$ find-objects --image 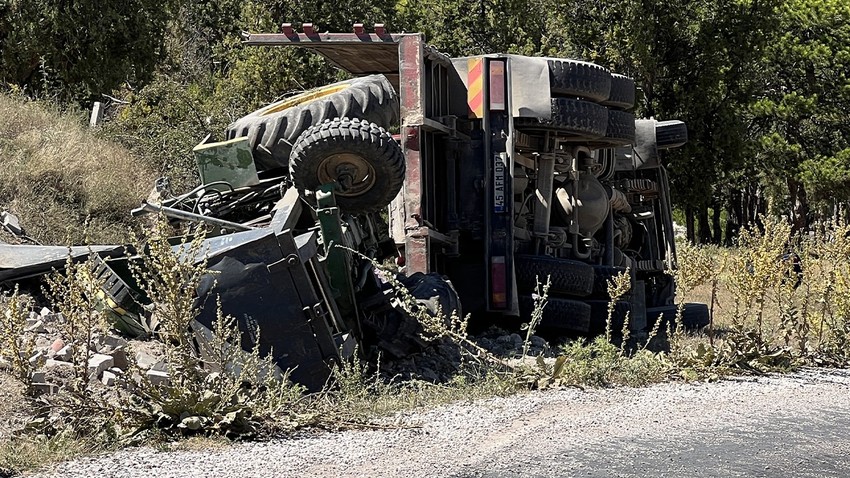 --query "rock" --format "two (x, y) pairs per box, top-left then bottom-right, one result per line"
(87, 353), (114, 379)
(24, 319), (47, 334)
(101, 370), (116, 386)
(31, 371), (45, 382)
(509, 333), (523, 349)
(135, 351), (158, 370)
(31, 383), (58, 396)
(1, 211), (22, 236)
(110, 349), (129, 371)
(55, 344), (74, 361)
(43, 359), (74, 370)
(146, 369), (169, 386)
(95, 335), (128, 354)
(49, 338), (65, 354)
(530, 335), (548, 348)
(151, 359), (168, 372)
(28, 351), (44, 367)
